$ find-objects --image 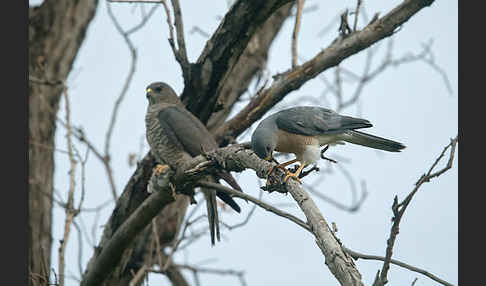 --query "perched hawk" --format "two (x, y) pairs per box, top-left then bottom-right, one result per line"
(145, 82), (242, 245)
(251, 106), (405, 183)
